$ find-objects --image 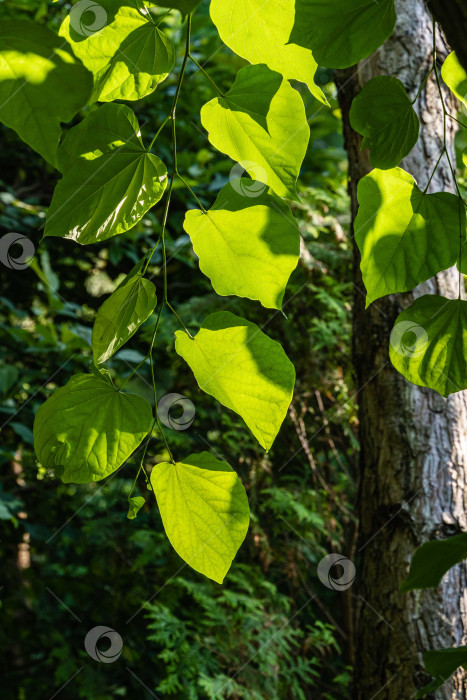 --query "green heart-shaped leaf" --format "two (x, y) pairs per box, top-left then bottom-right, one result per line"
(151, 451), (249, 583)
(401, 533), (467, 592)
(289, 0), (396, 69)
(350, 76), (419, 169)
(45, 104), (167, 244)
(92, 274), (157, 364)
(201, 64), (309, 200)
(389, 295), (467, 397)
(210, 0), (326, 104)
(0, 21), (92, 166)
(175, 311), (295, 449)
(59, 0), (175, 103)
(183, 180), (300, 309)
(355, 168), (464, 305)
(33, 374), (153, 483)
